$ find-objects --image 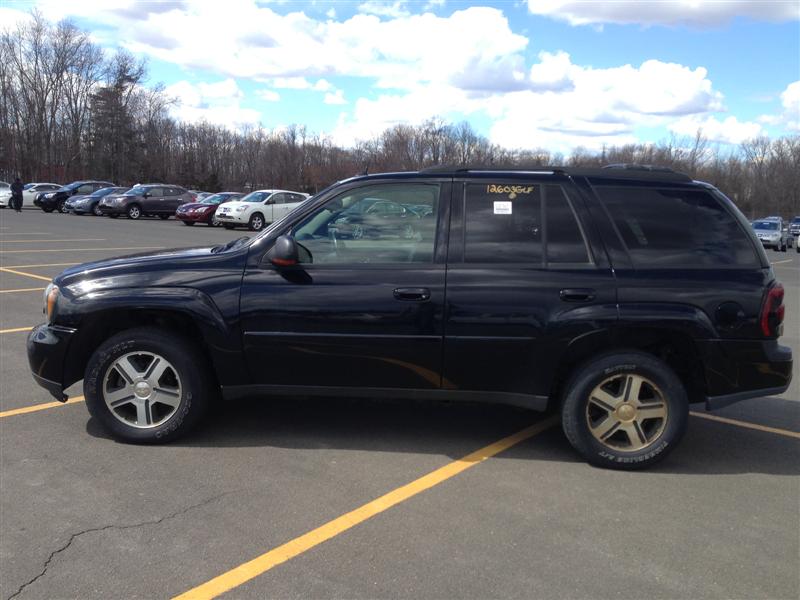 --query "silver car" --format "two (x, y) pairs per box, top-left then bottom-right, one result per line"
(752, 219), (787, 252)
